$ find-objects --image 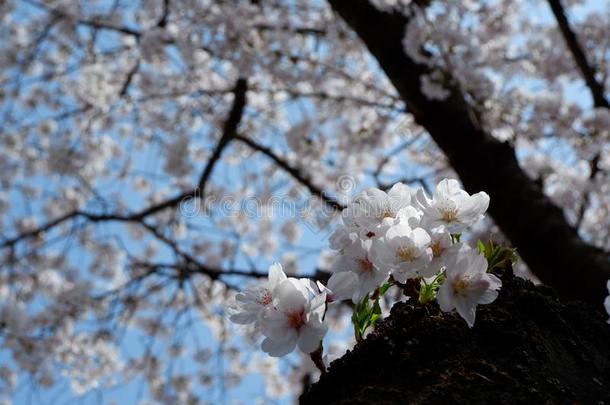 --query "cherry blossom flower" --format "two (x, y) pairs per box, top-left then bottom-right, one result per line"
(317, 271), (358, 303)
(370, 221), (434, 282)
(416, 179), (489, 233)
(350, 183), (414, 237)
(328, 226), (358, 251)
(422, 228), (453, 275)
(331, 238), (389, 302)
(259, 279), (327, 357)
(437, 245), (502, 327)
(228, 263), (287, 325)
